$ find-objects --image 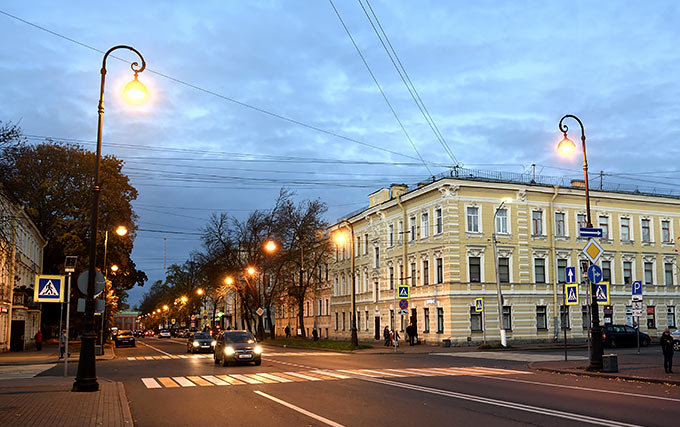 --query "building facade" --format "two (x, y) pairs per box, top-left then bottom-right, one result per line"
(114, 310), (141, 331)
(275, 277), (332, 340)
(327, 177), (679, 346)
